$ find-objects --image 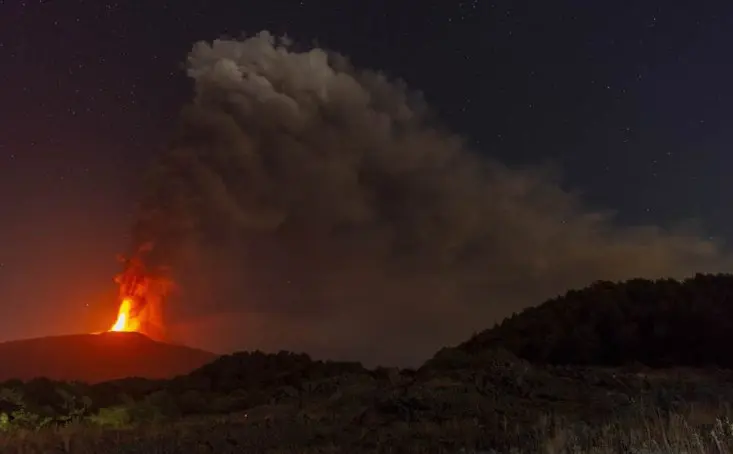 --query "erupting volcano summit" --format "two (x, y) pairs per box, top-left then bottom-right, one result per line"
(0, 246), (217, 384)
(107, 245), (173, 340)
